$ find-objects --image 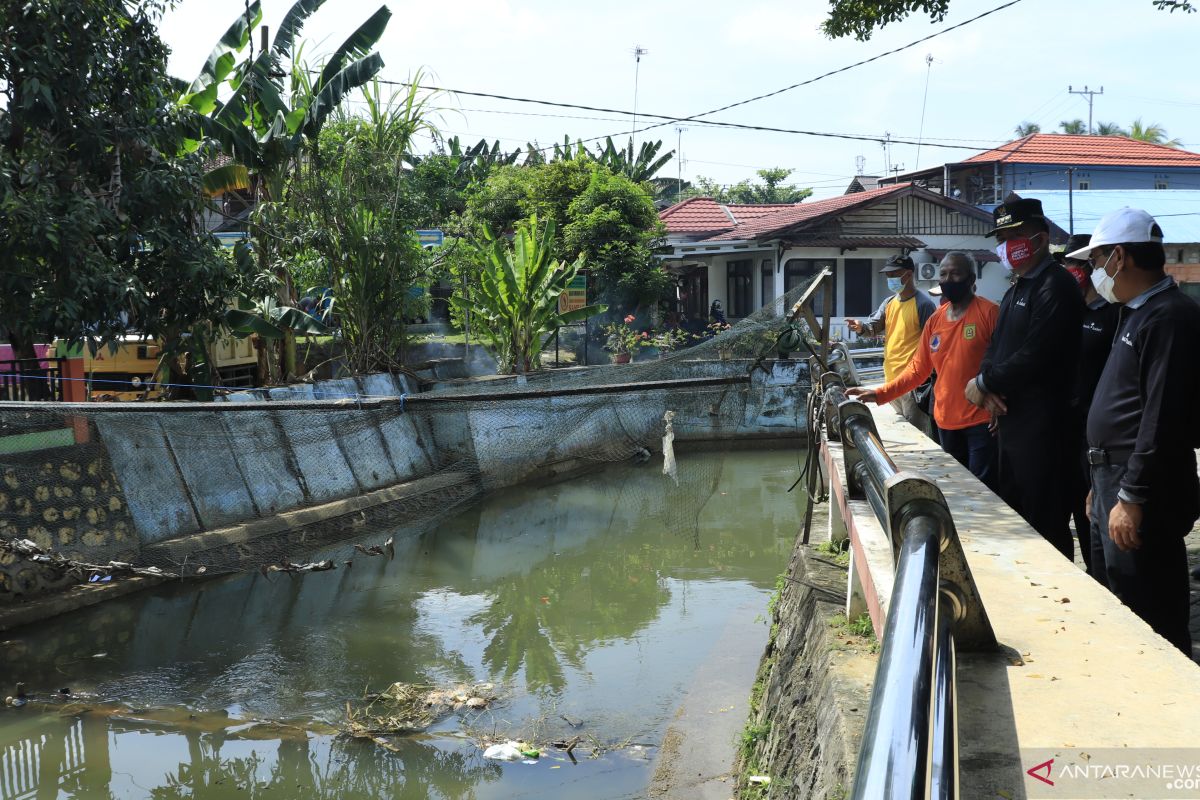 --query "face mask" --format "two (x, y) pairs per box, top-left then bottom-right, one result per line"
(939, 280), (972, 304)
(995, 234), (1042, 272)
(886, 276), (904, 293)
(1091, 251), (1119, 303)
(1065, 265), (1089, 291)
